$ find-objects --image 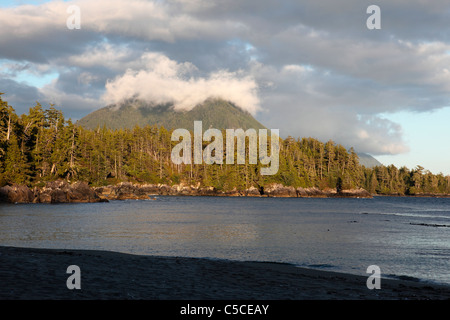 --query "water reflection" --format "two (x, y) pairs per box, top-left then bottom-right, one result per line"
(0, 196), (449, 285)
